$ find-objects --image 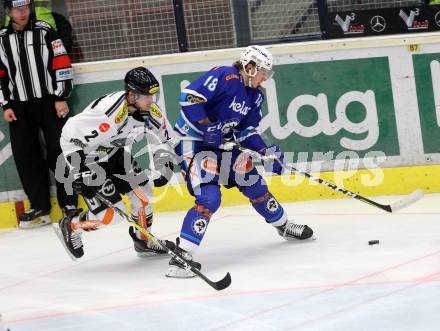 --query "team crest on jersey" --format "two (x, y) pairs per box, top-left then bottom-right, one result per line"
(233, 153), (254, 174)
(115, 105), (128, 124)
(149, 104), (162, 118)
(266, 197), (279, 213)
(192, 217), (207, 236)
